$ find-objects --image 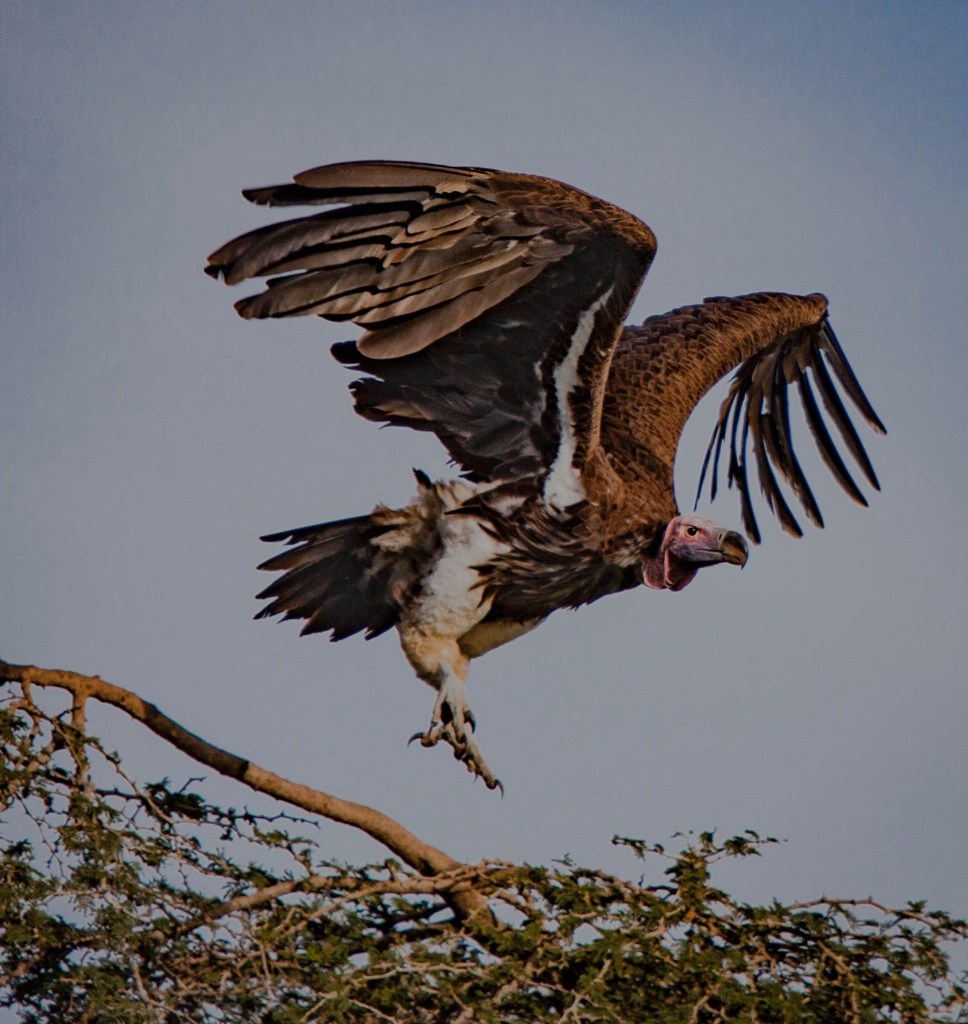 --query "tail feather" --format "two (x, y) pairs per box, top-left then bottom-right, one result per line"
(256, 514), (402, 641)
